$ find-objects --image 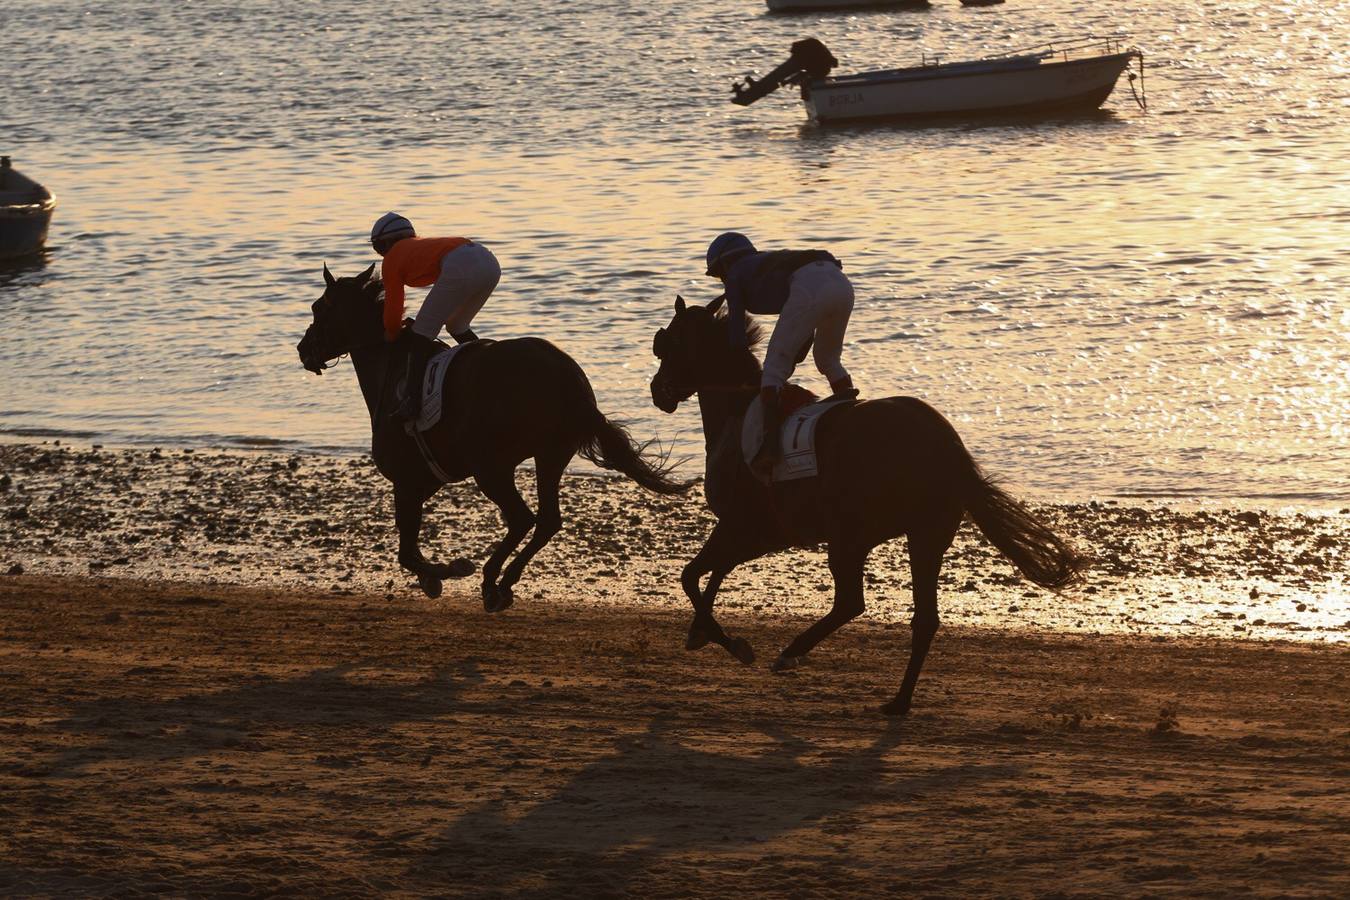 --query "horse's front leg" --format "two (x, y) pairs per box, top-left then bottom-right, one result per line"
(681, 522), (757, 664)
(395, 482), (442, 598)
(682, 568), (726, 650)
